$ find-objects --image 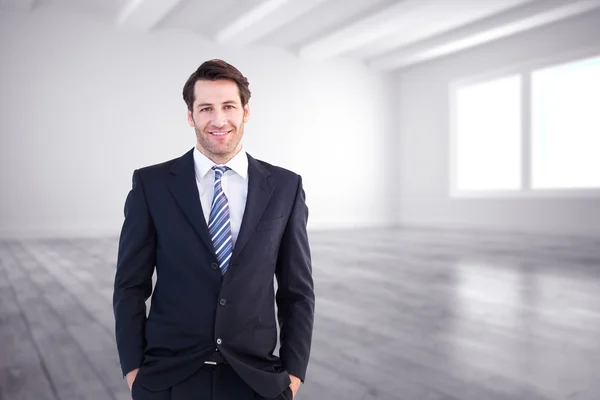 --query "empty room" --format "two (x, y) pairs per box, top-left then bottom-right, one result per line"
(1, 1), (599, 400)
